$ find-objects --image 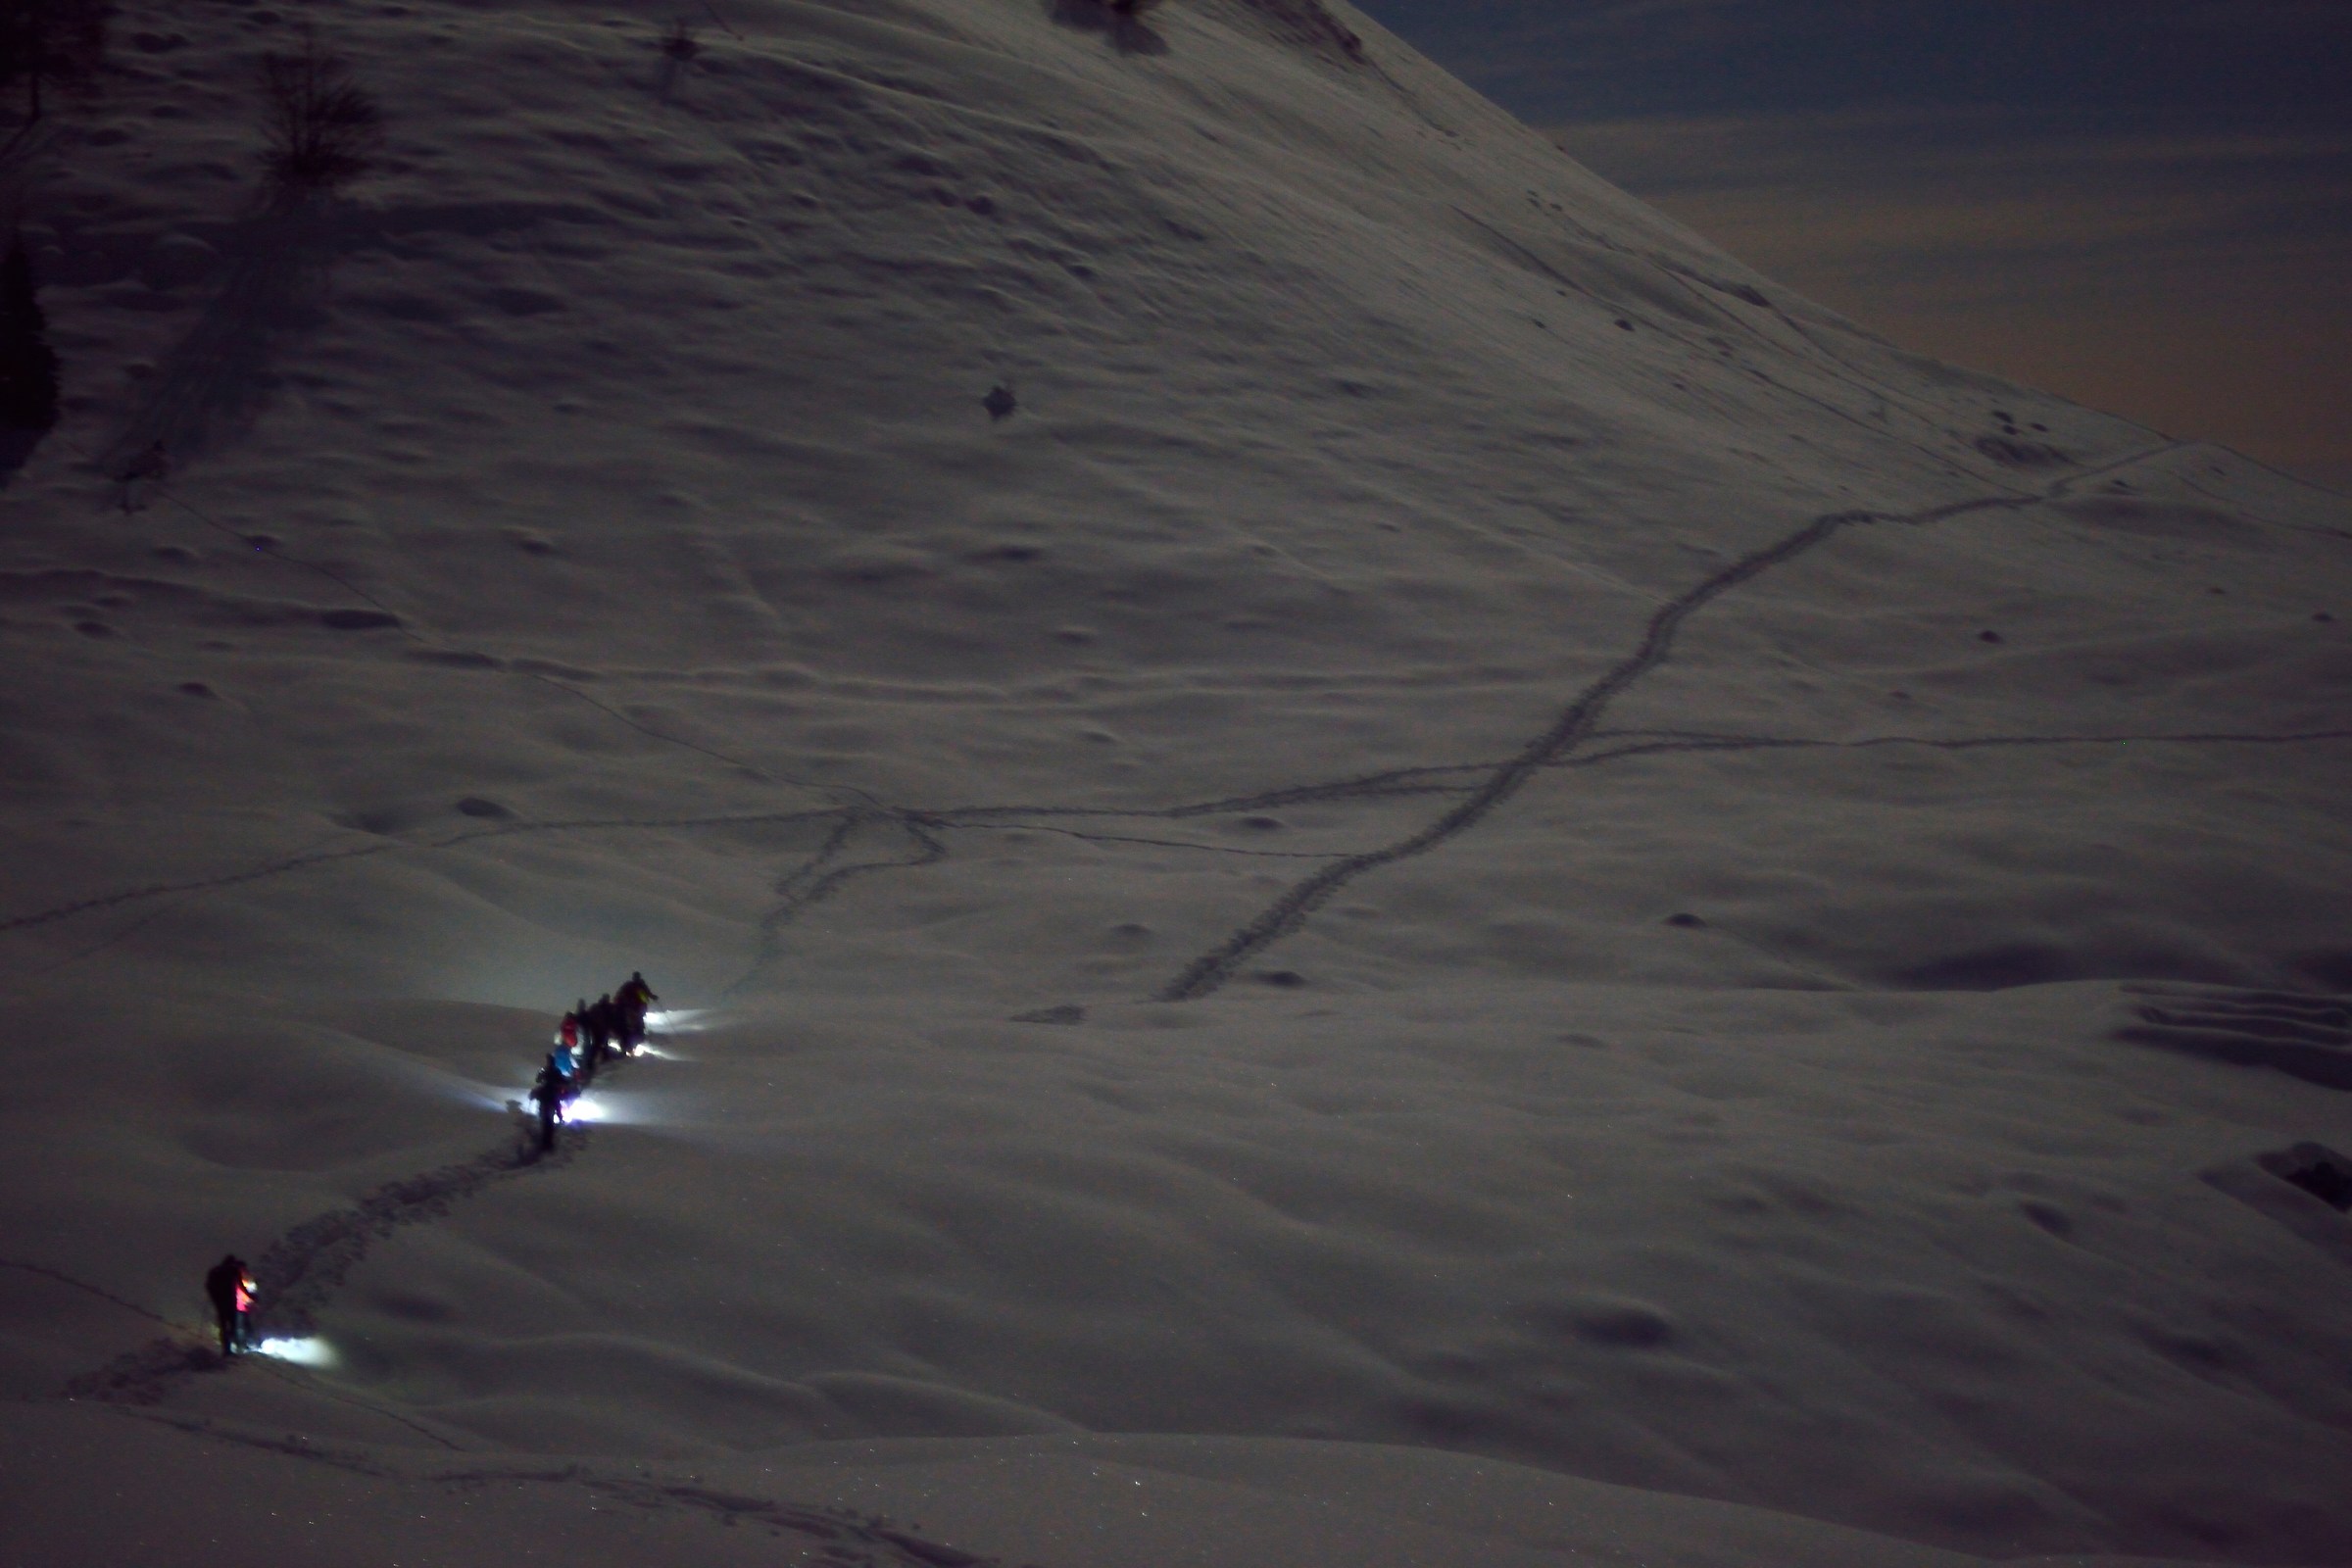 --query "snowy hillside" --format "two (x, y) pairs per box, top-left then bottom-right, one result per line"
(4, 0), (2350, 1564)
